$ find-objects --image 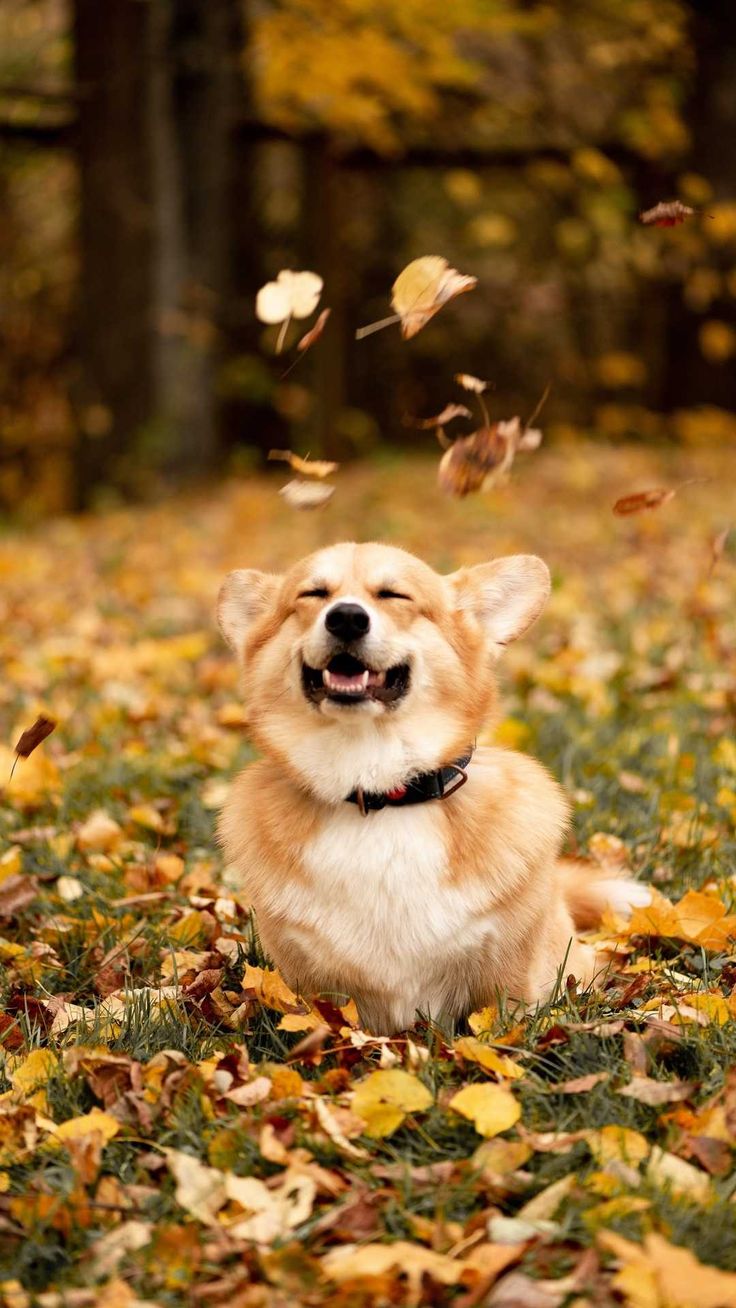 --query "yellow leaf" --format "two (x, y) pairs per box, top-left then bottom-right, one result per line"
(242, 963), (303, 1012)
(76, 809), (123, 853)
(600, 1230), (736, 1308)
(391, 256), (477, 339)
(128, 803), (165, 833)
(454, 1037), (524, 1080)
(586, 1125), (650, 1167)
(472, 1137), (531, 1176)
(322, 1241), (464, 1293)
(0, 848), (22, 883)
(449, 1083), (520, 1137)
(352, 1069), (432, 1138)
(646, 1146), (711, 1202)
(468, 1005), (497, 1035)
(8, 1048), (59, 1100)
(52, 1108), (121, 1145)
(277, 1012), (322, 1033)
